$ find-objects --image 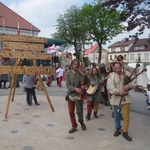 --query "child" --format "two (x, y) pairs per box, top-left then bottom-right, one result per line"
(145, 83), (150, 110)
